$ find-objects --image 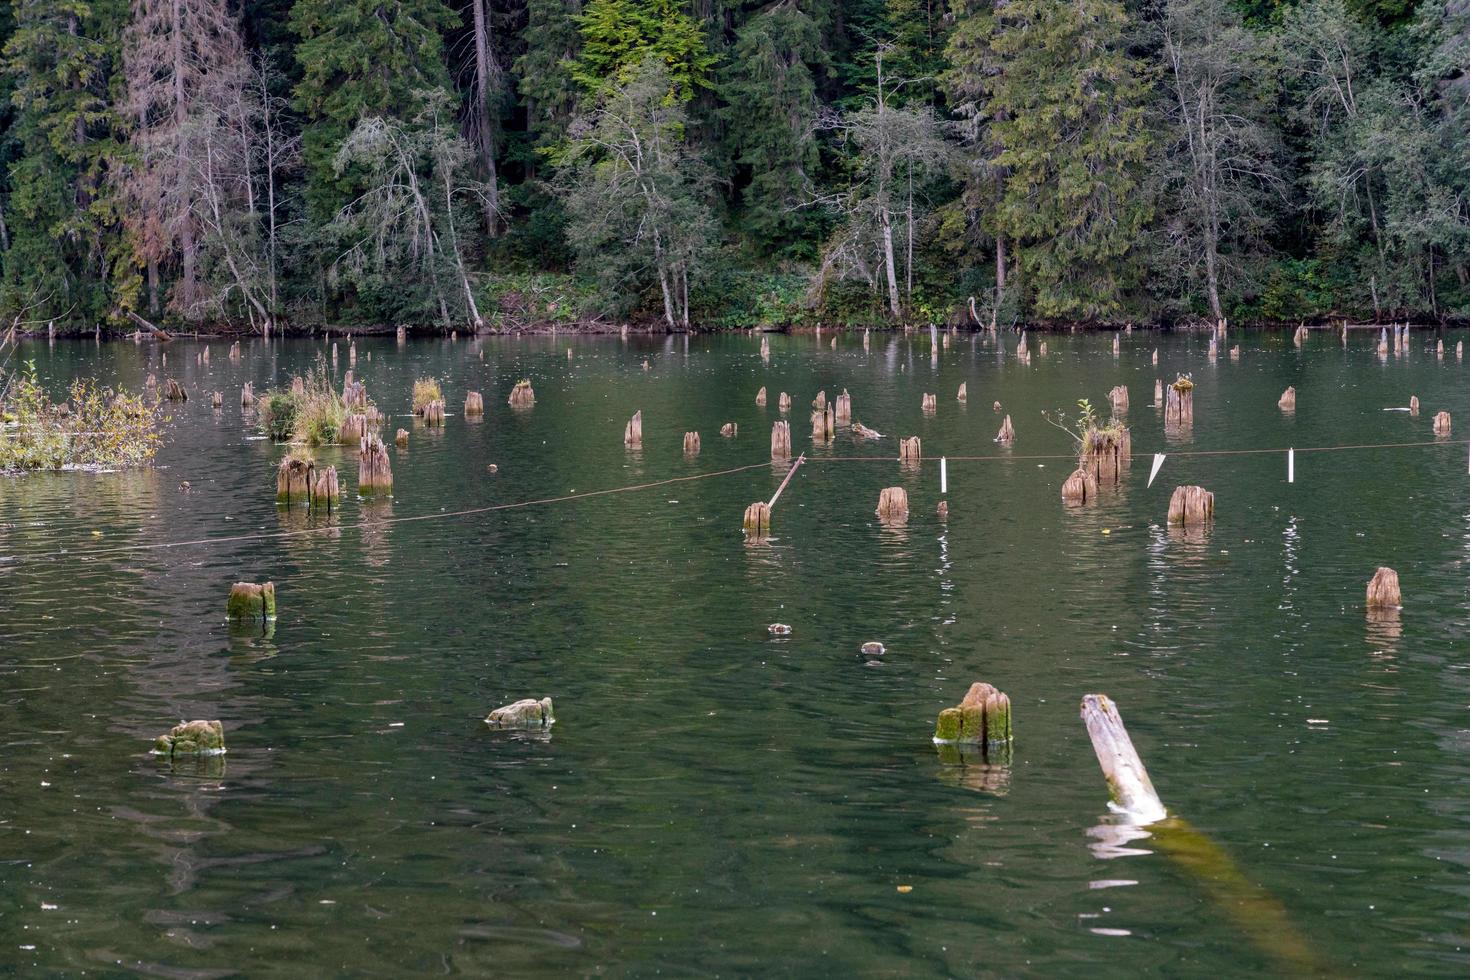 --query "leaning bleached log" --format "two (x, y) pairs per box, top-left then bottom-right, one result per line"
(276, 454), (314, 504)
(1061, 467), (1099, 505)
(163, 378), (187, 401)
(934, 682), (1013, 756)
(153, 720), (225, 757)
(464, 391), (484, 416)
(359, 434), (393, 493)
(1109, 385), (1128, 412)
(241, 382), (255, 407)
(311, 465), (340, 511)
(778, 392), (792, 413)
(395, 427), (409, 447)
(423, 400), (445, 426)
(743, 501), (771, 533)
(1167, 485), (1214, 526)
(1434, 410), (1452, 435)
(899, 436), (921, 463)
(994, 415), (1014, 445)
(624, 410), (643, 448)
(1409, 395), (1420, 416)
(771, 420), (792, 460)
(1079, 694), (1165, 823)
(957, 382), (967, 402)
(228, 581), (276, 622)
(875, 486), (909, 521)
(755, 386), (767, 407)
(508, 380), (535, 407)
(1367, 567), (1401, 609)
(835, 390), (851, 423)
(211, 391), (223, 408)
(485, 698), (555, 730)
(683, 431), (700, 455)
(1278, 386), (1296, 411)
(1164, 376), (1194, 426)
(921, 393), (937, 414)
(720, 422), (737, 437)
